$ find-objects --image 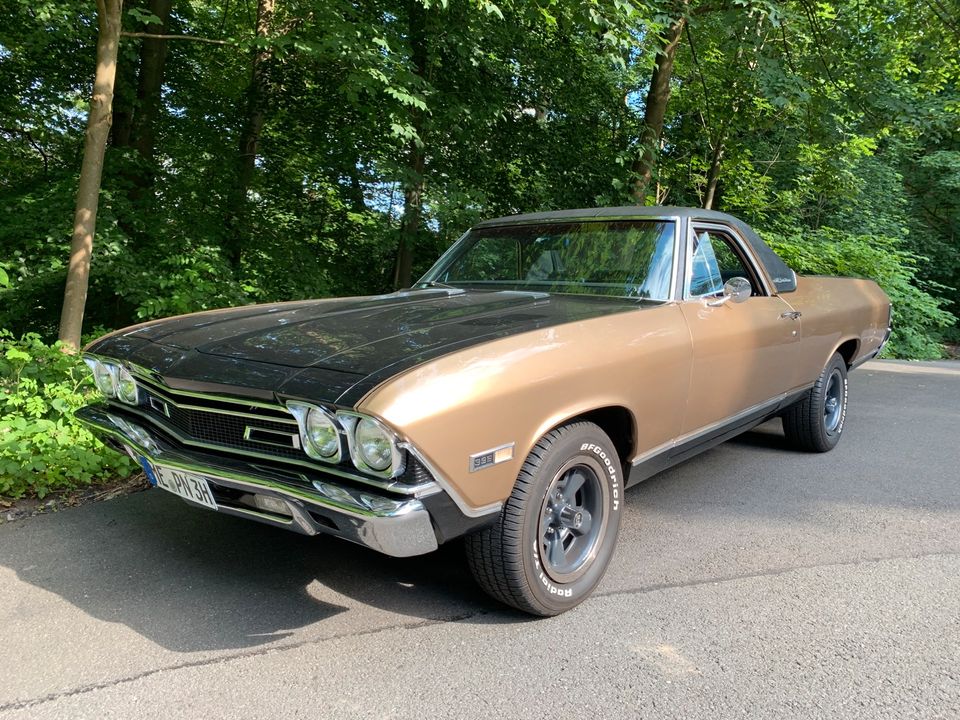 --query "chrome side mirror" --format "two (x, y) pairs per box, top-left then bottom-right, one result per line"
(706, 277), (752, 307)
